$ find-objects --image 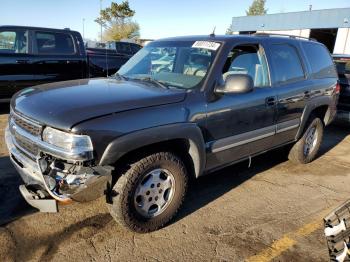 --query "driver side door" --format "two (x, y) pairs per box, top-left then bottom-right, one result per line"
(205, 42), (277, 171)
